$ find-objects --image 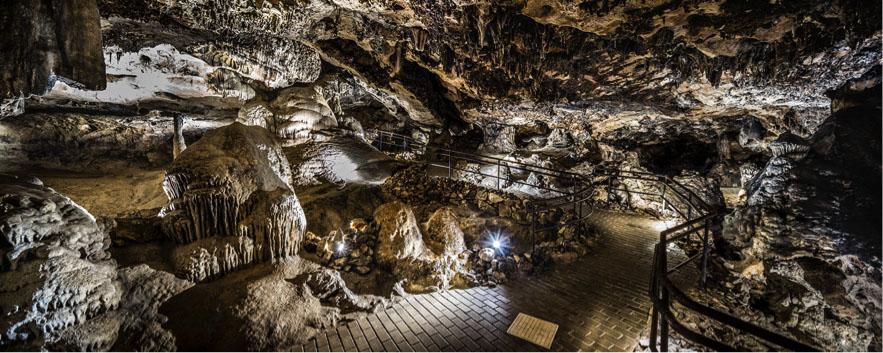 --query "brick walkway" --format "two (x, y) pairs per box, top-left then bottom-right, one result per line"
(298, 210), (664, 352)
